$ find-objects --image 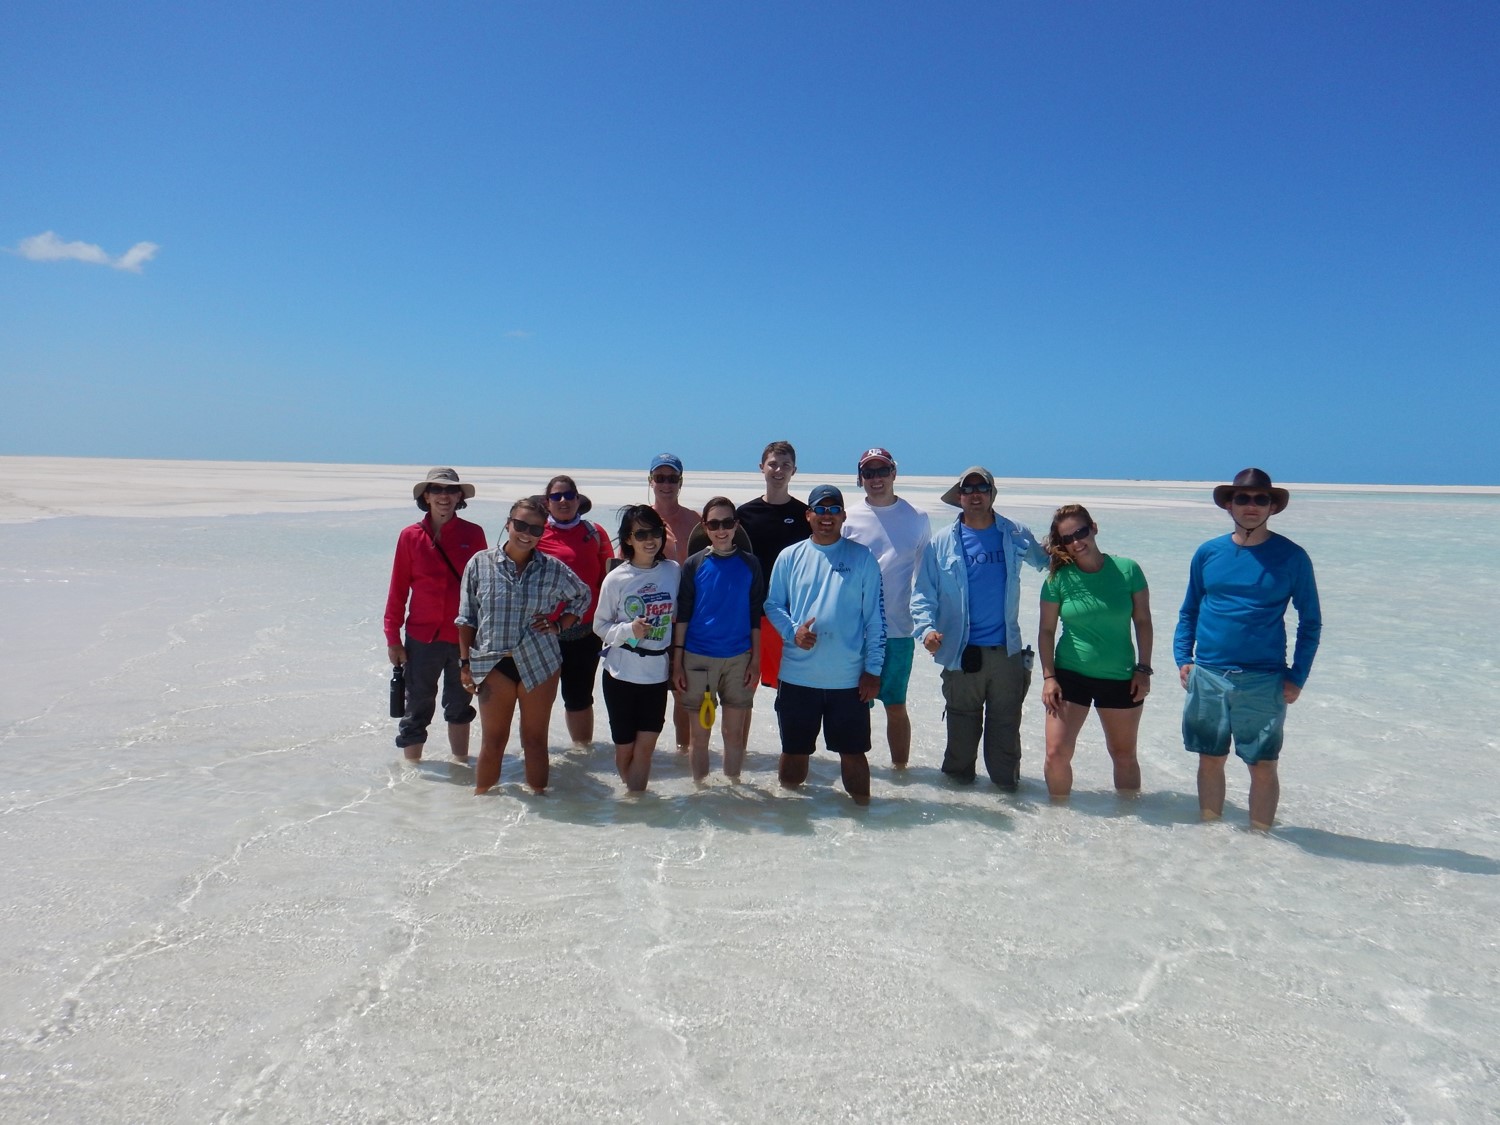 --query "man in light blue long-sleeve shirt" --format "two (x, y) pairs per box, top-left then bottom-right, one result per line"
(911, 466), (1048, 790)
(765, 485), (885, 805)
(1174, 468), (1322, 830)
